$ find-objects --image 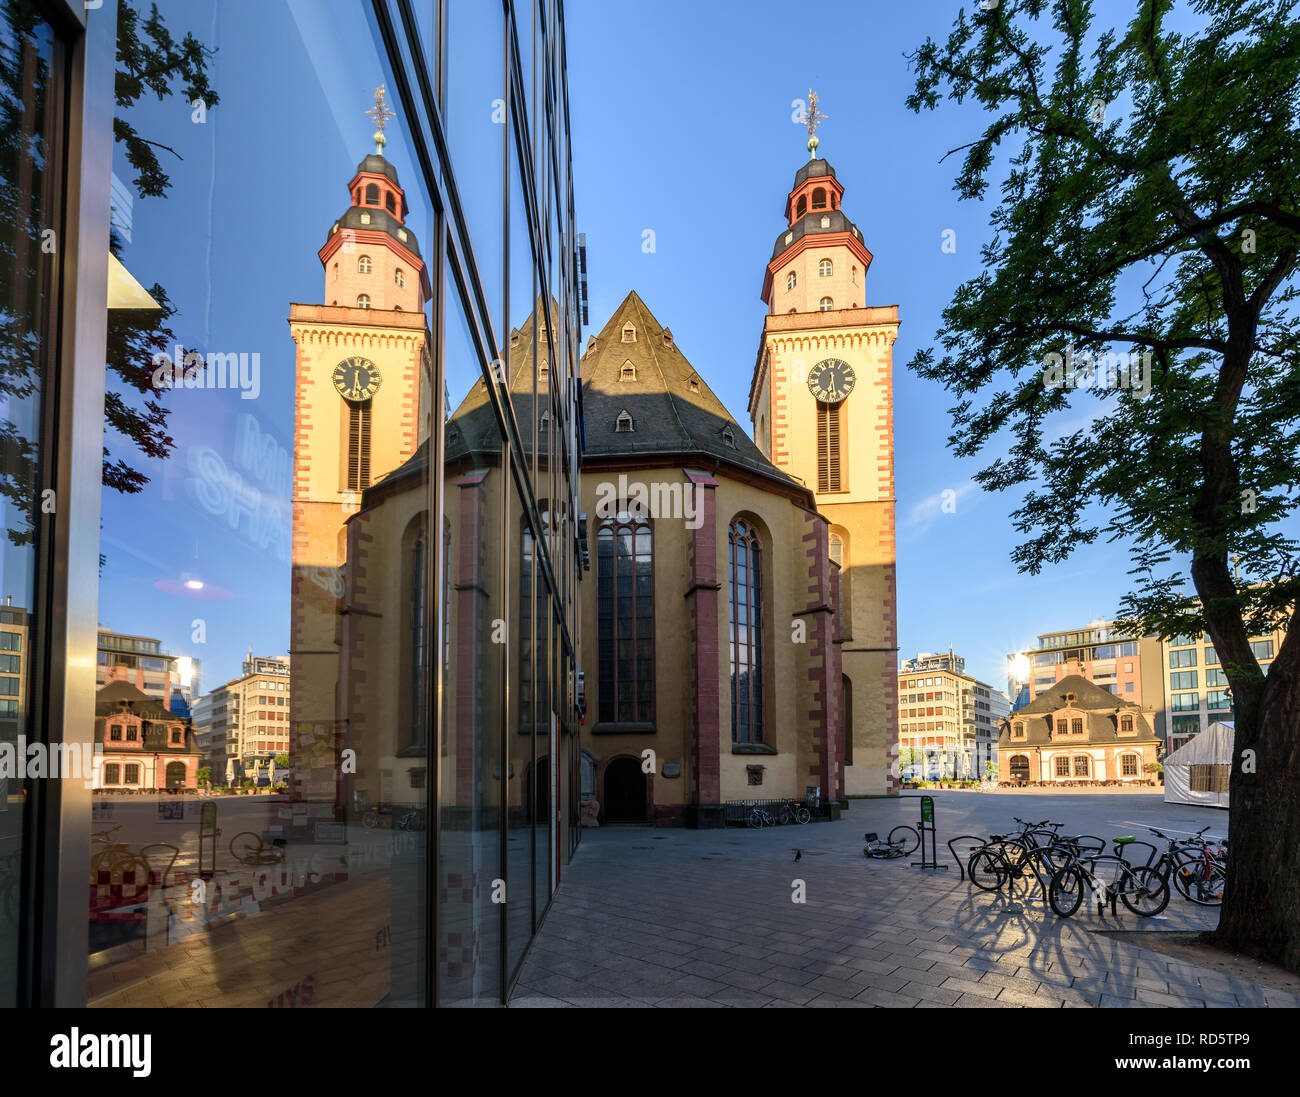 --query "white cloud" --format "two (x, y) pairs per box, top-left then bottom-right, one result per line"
(904, 480), (979, 536)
